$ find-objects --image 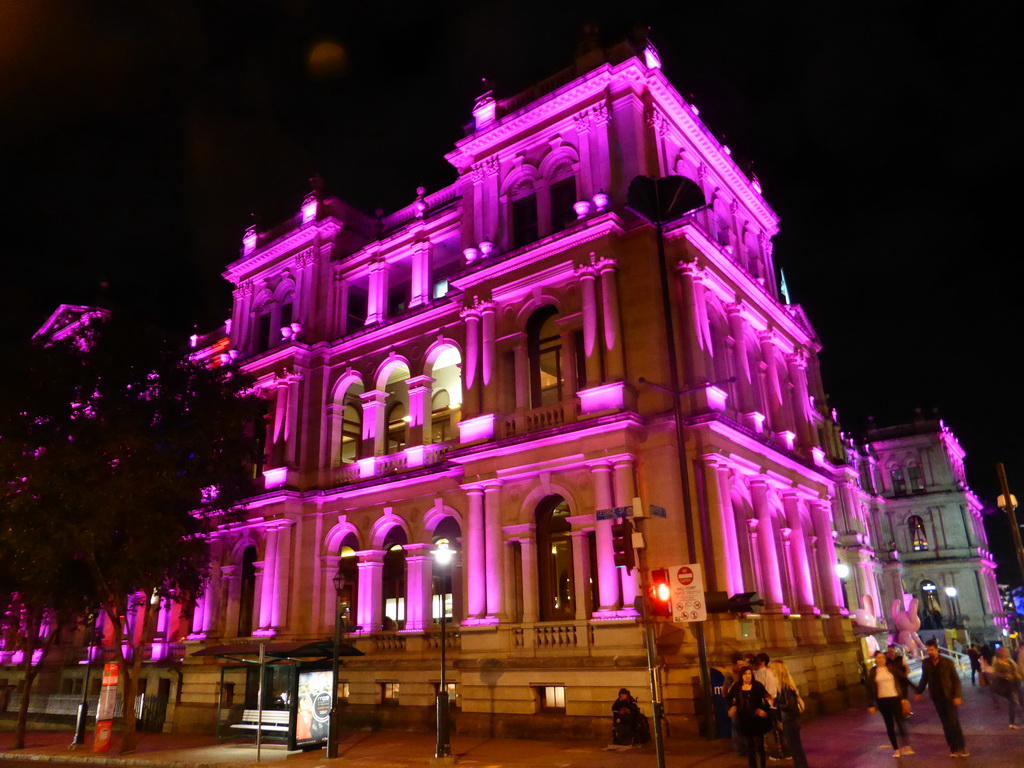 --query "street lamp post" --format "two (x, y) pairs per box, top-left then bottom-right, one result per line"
(70, 614), (98, 748)
(996, 464), (1024, 587)
(945, 586), (959, 628)
(431, 541), (455, 765)
(326, 571), (345, 759)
